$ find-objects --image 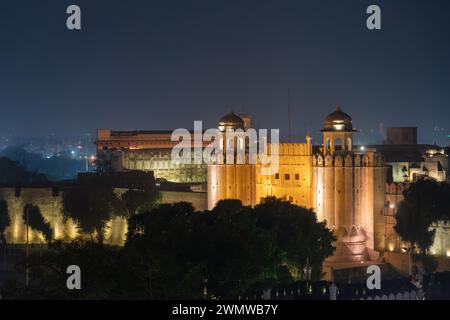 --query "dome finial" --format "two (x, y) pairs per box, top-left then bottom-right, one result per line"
(218, 110), (245, 131)
(336, 105), (341, 112)
(322, 106), (355, 132)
